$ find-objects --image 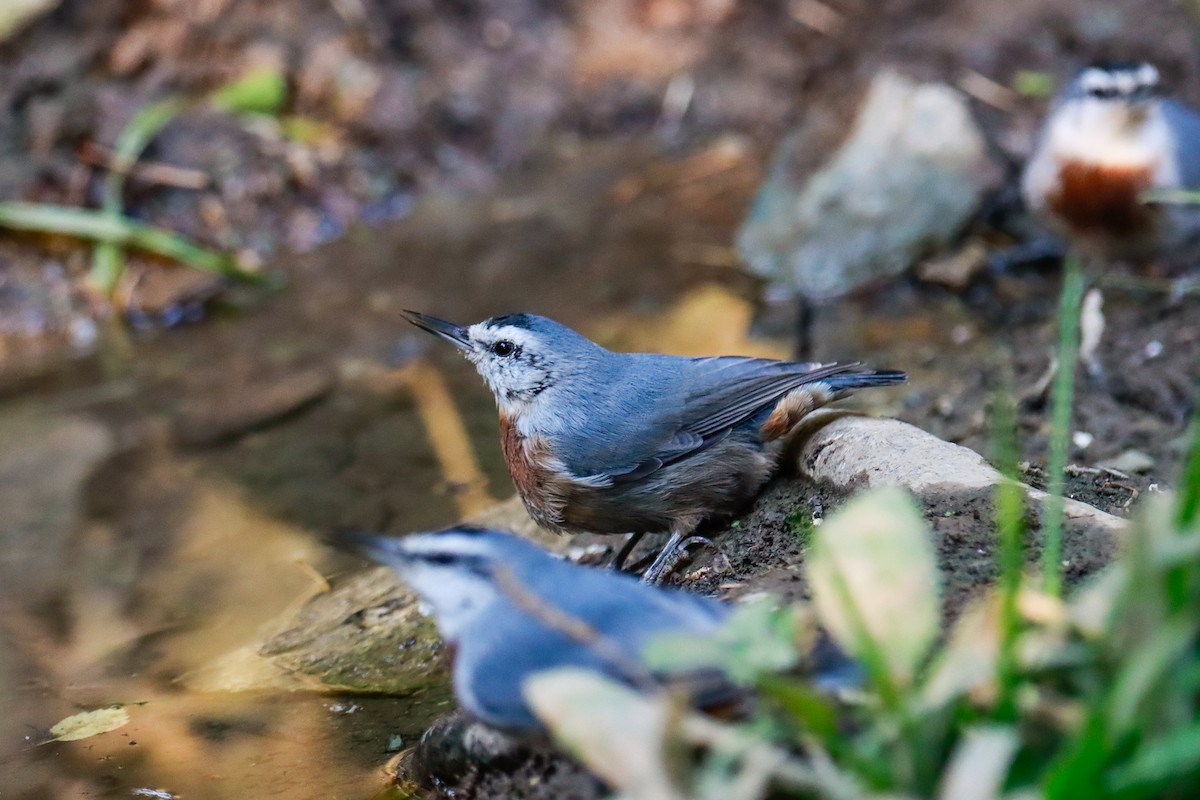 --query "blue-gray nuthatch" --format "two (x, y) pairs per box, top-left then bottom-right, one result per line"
(403, 310), (905, 584)
(337, 526), (731, 733)
(1022, 61), (1200, 261)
